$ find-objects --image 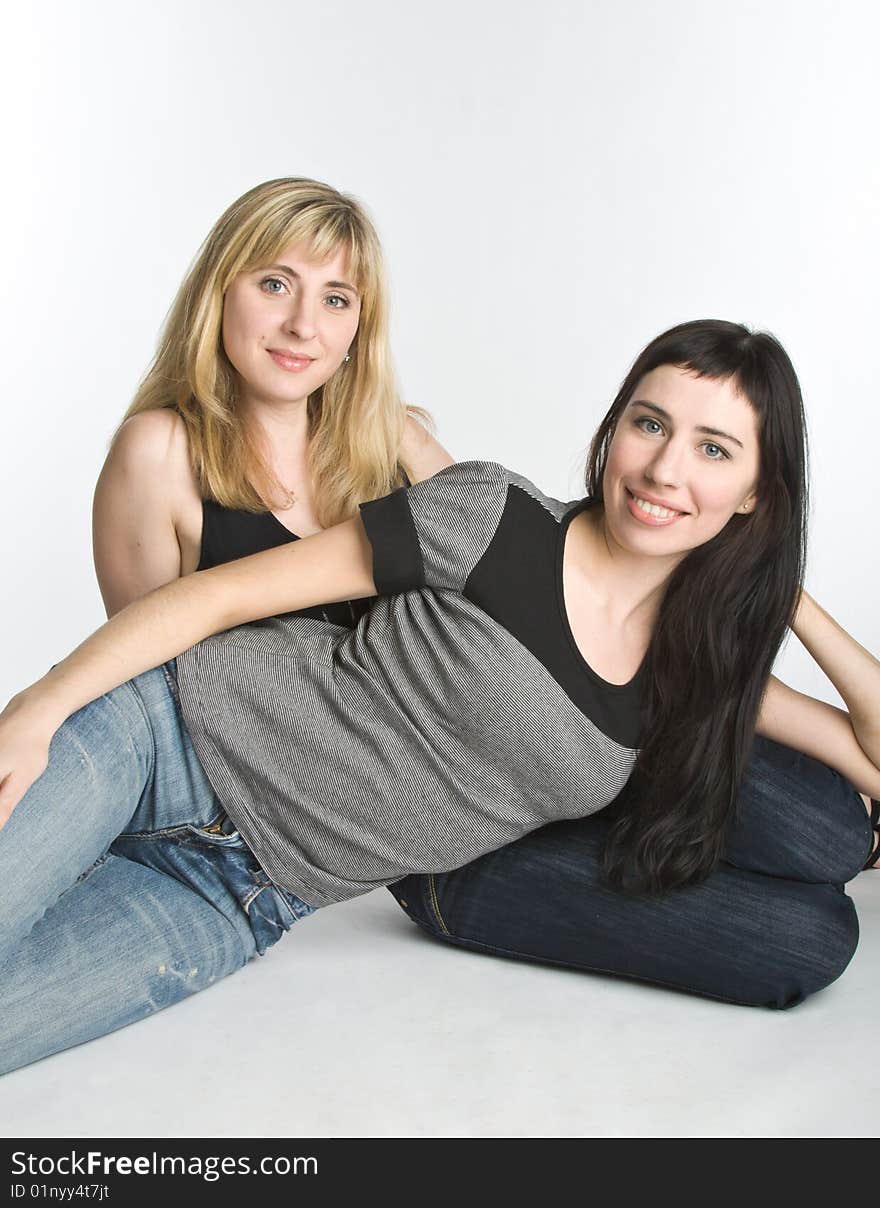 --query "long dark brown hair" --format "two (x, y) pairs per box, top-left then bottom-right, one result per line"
(589, 320), (809, 893)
